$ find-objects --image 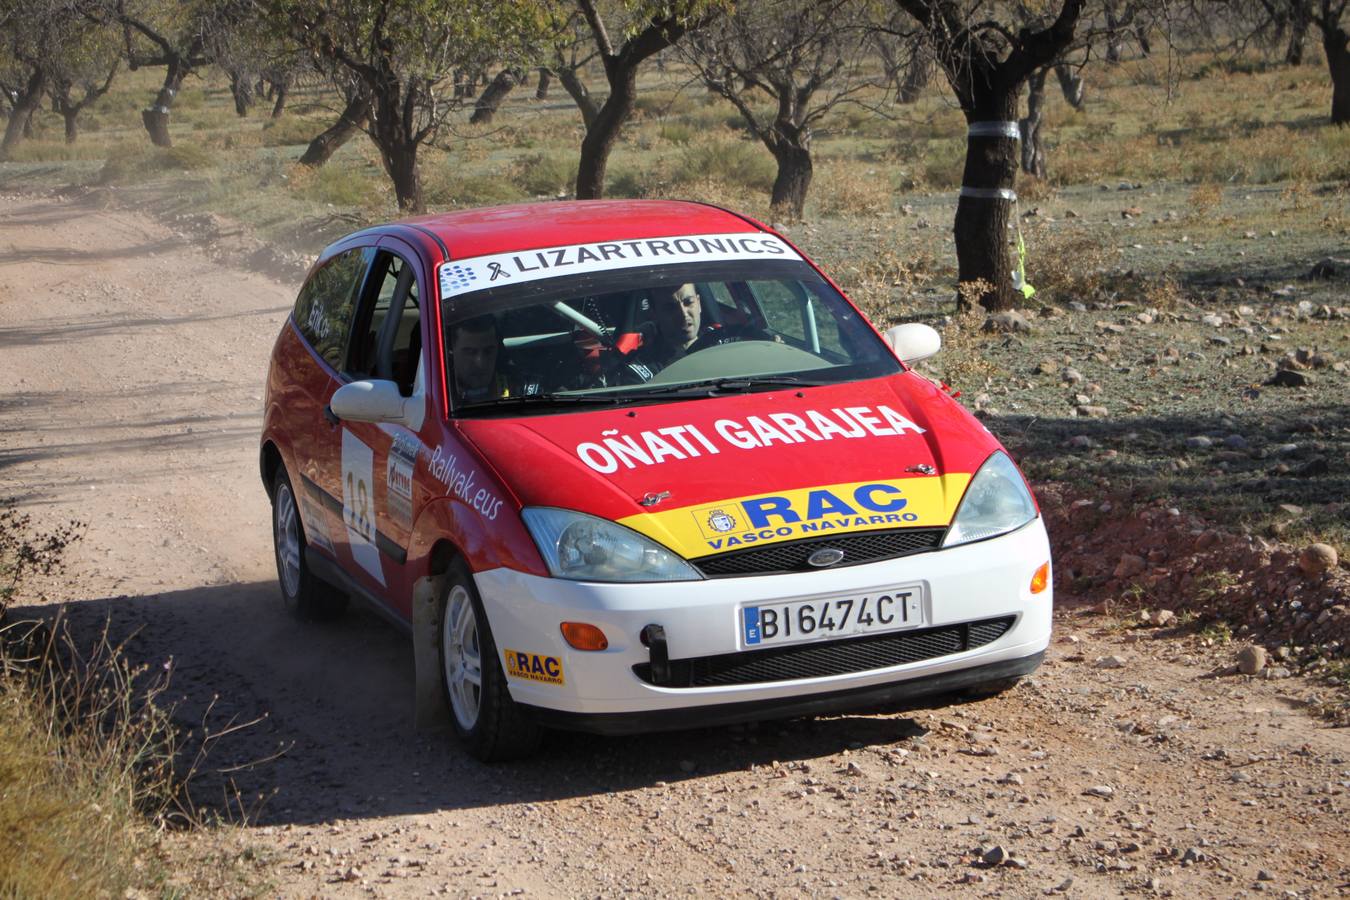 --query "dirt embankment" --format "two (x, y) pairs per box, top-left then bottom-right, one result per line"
(1, 193), (1346, 899)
